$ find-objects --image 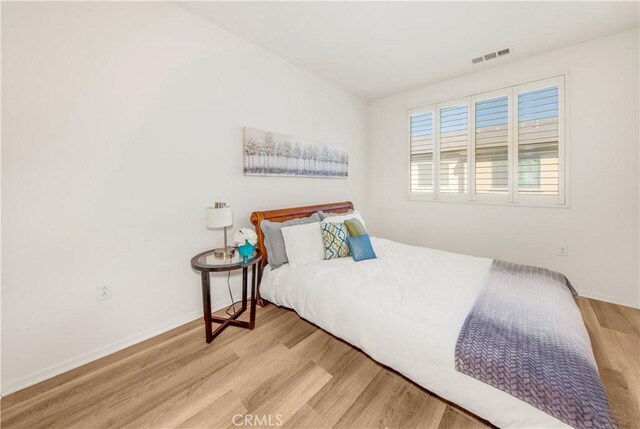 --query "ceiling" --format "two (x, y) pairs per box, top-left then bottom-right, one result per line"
(177, 1), (639, 101)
